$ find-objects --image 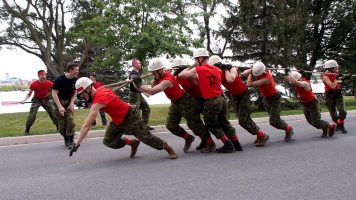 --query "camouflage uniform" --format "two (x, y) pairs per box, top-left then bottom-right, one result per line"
(103, 107), (166, 150)
(128, 92), (150, 124)
(264, 93), (288, 130)
(303, 99), (329, 130)
(166, 93), (210, 141)
(55, 99), (75, 137)
(203, 95), (236, 139)
(230, 90), (260, 135)
(325, 90), (347, 122)
(26, 98), (57, 129)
